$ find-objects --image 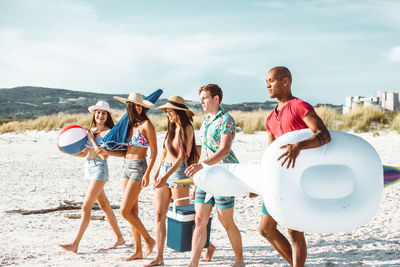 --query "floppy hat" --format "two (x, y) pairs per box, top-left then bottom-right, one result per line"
(88, 101), (114, 113)
(114, 92), (155, 109)
(157, 96), (194, 117)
